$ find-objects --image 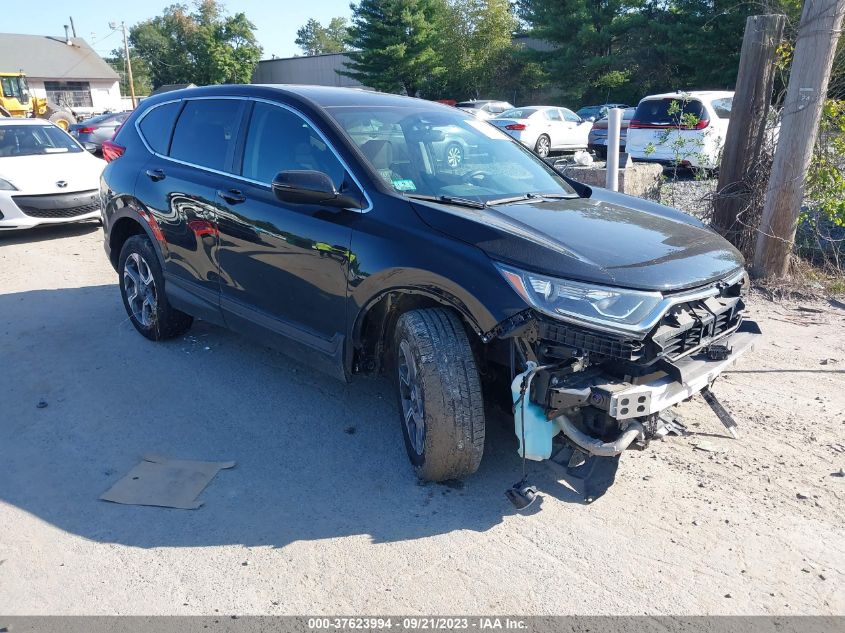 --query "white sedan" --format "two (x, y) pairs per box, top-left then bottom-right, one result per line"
(0, 119), (105, 230)
(488, 106), (593, 157)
